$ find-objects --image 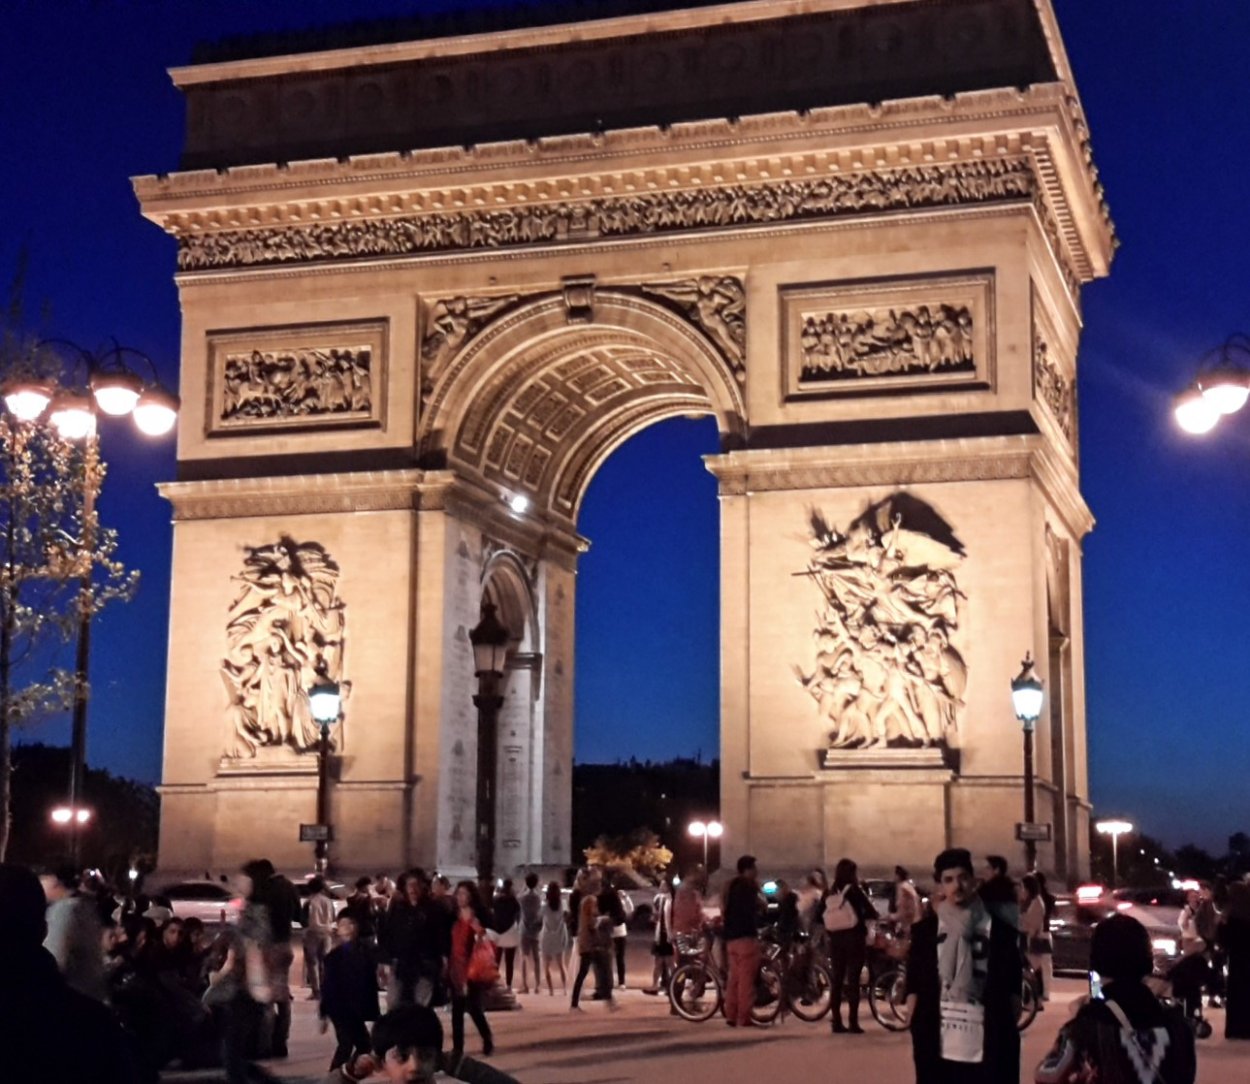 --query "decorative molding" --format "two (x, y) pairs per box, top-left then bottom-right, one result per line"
(220, 536), (347, 760)
(176, 157), (1038, 272)
(421, 295), (521, 397)
(782, 272), (994, 399)
(560, 274), (597, 324)
(1033, 338), (1075, 444)
(207, 320), (387, 435)
(639, 277), (746, 381)
(794, 493), (968, 753)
